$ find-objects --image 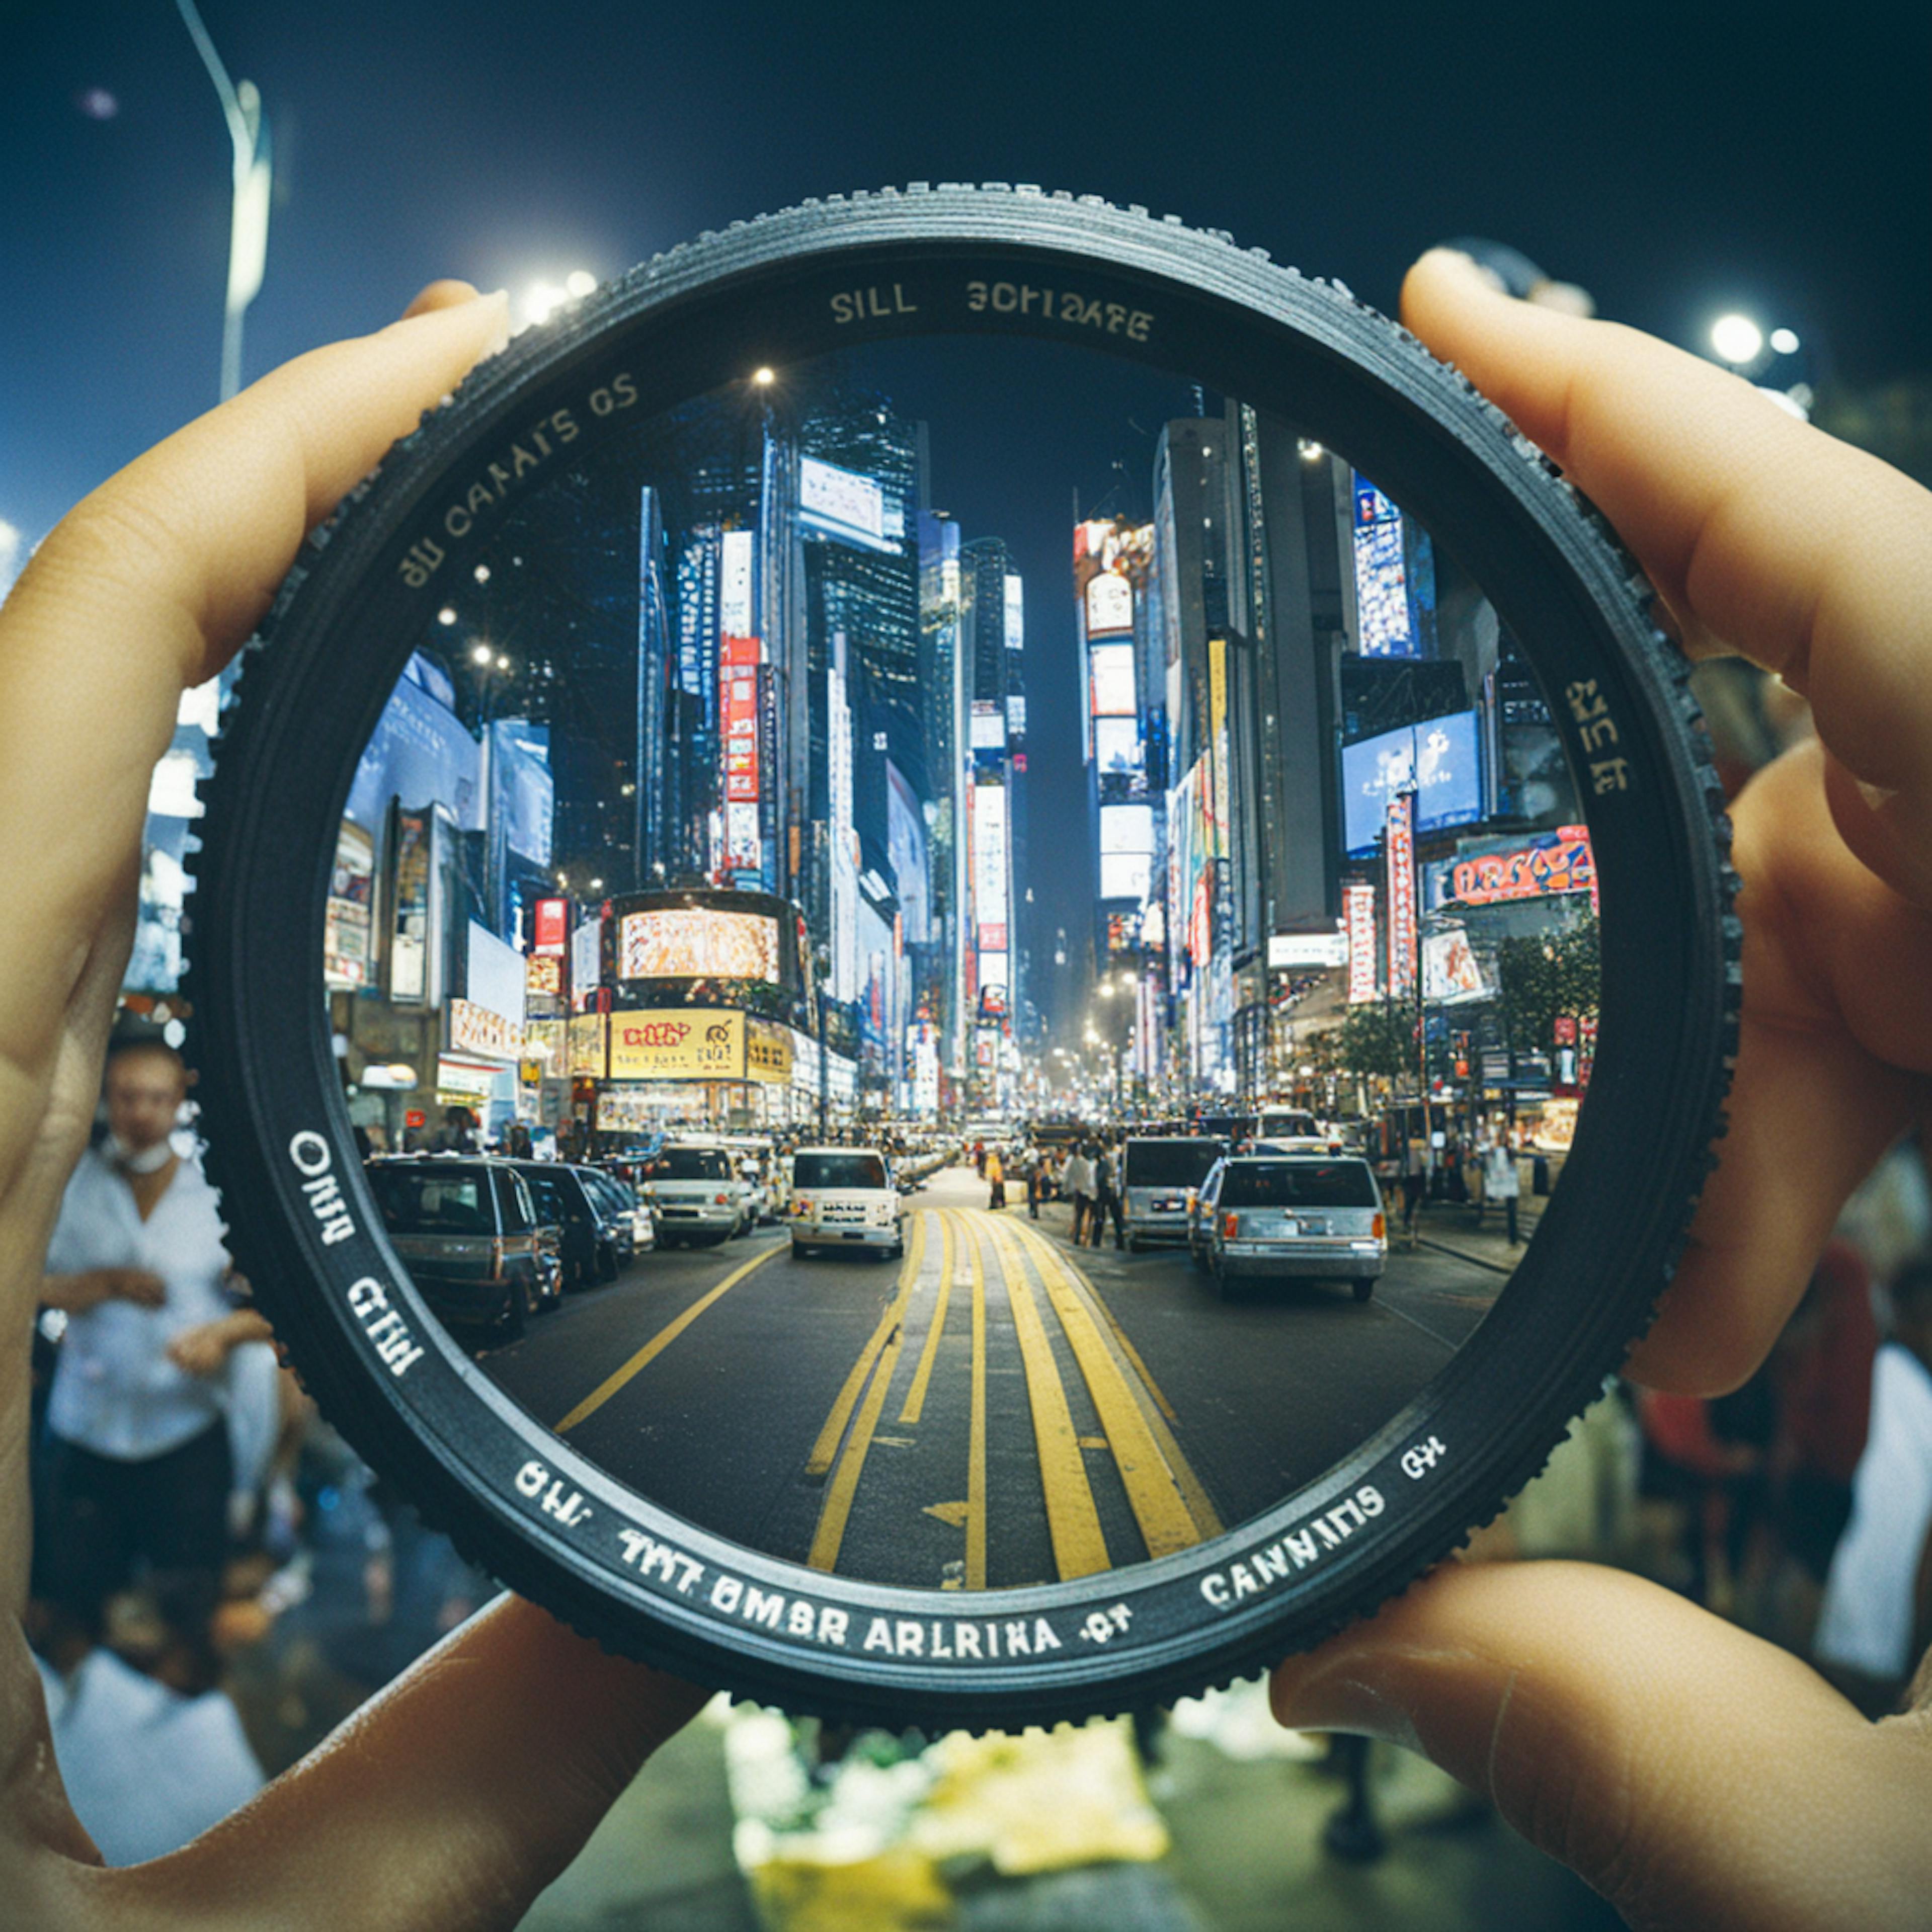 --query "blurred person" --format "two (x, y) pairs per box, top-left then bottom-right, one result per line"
(985, 1146), (1005, 1211)
(1813, 1258), (1932, 1712)
(1482, 1134), (1521, 1245)
(1062, 1141), (1097, 1244)
(0, 257), (1926, 1932)
(1090, 1140), (1125, 1250)
(30, 1038), (273, 1674)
